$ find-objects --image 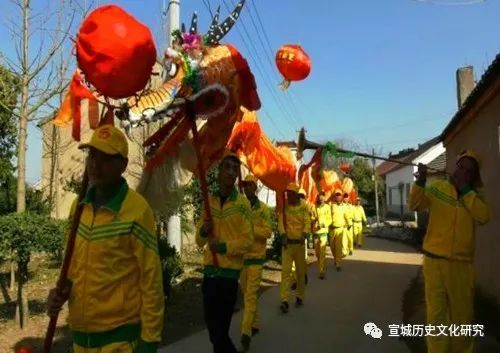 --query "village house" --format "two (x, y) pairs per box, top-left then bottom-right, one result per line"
(441, 61), (500, 304)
